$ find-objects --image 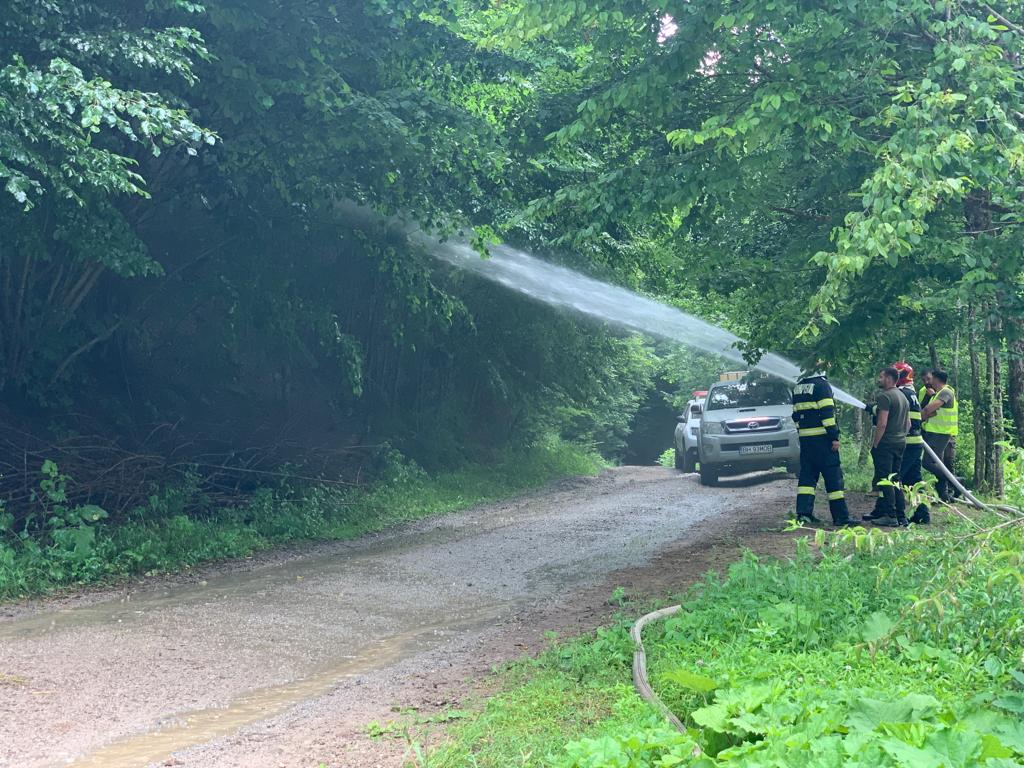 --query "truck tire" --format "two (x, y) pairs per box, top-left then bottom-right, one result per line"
(674, 448), (685, 470)
(683, 450), (697, 473)
(699, 464), (719, 486)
